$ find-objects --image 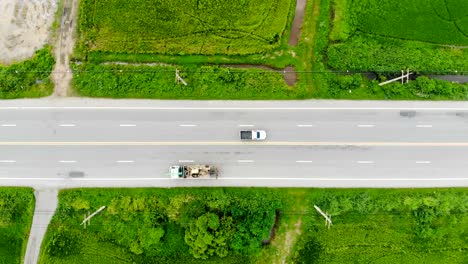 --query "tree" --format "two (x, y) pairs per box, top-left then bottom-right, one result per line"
(184, 212), (234, 259)
(293, 235), (323, 264)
